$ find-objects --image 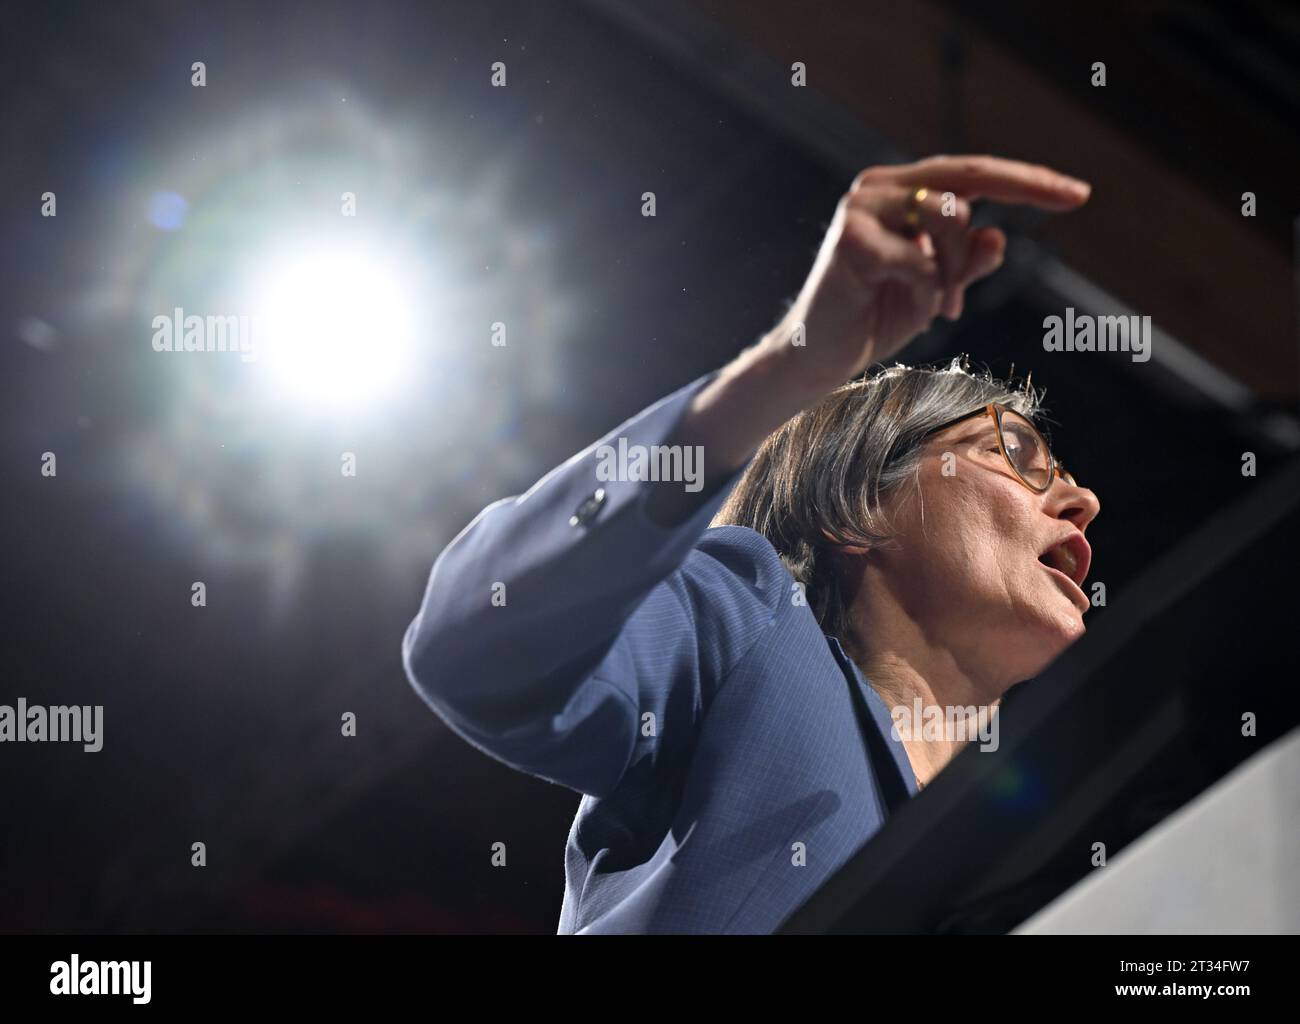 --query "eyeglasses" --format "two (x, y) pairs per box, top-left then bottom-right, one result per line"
(920, 403), (1076, 494)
